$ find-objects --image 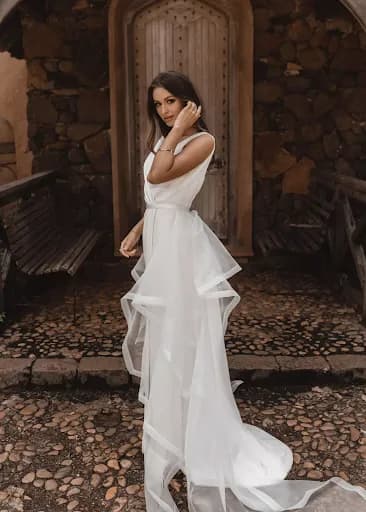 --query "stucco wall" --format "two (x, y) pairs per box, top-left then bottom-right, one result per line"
(0, 51), (32, 182)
